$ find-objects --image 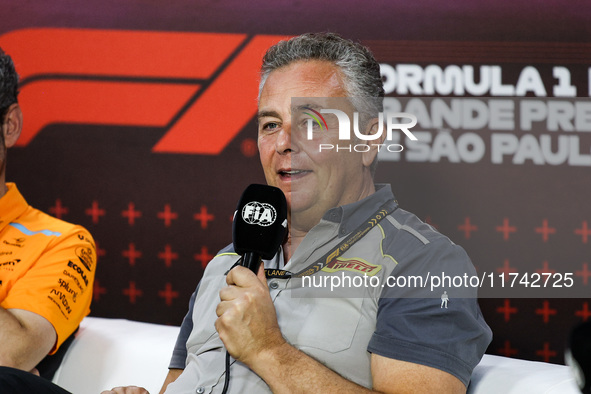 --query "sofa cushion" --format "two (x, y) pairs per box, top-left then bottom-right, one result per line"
(52, 317), (180, 394)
